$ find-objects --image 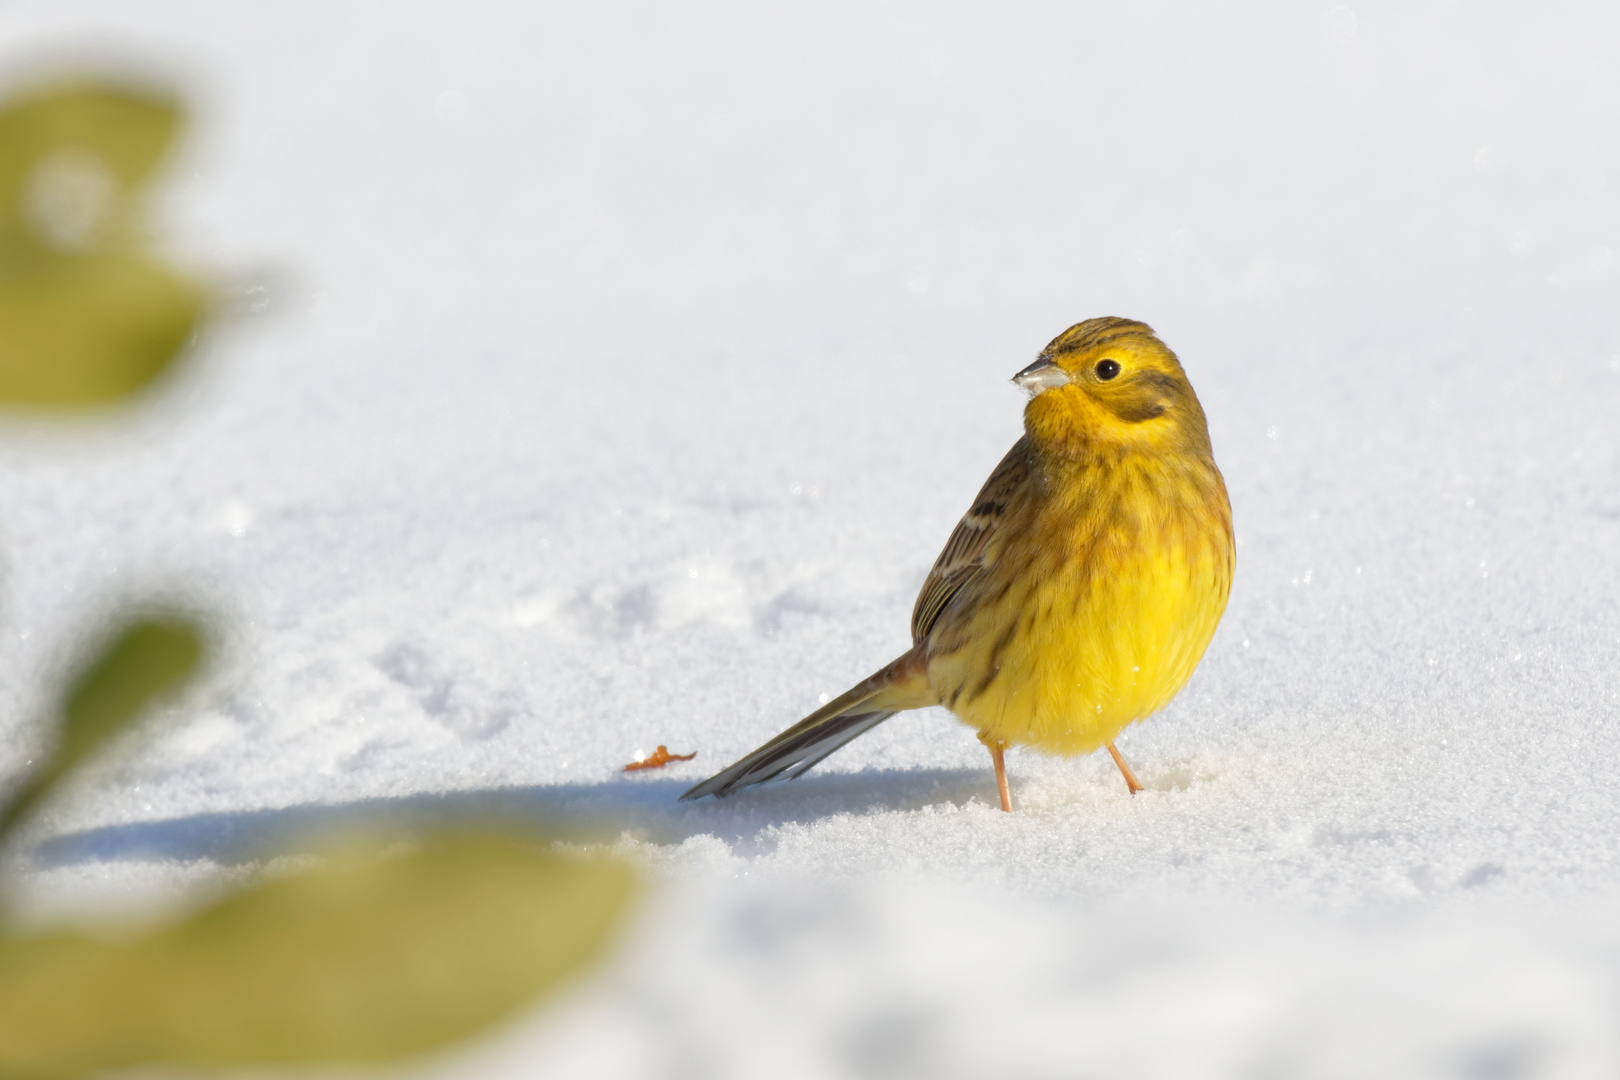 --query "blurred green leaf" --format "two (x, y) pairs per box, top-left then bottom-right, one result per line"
(0, 830), (636, 1076)
(0, 83), (179, 220)
(0, 618), (205, 841)
(0, 250), (203, 404)
(0, 82), (205, 406)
